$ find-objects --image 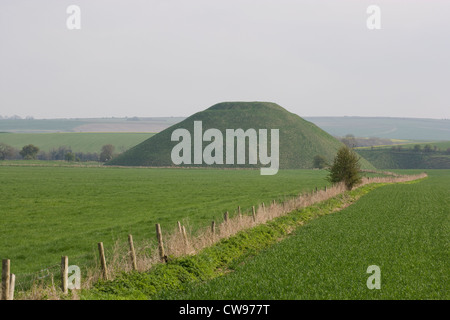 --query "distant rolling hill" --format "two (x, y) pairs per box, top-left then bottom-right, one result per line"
(2, 116), (448, 142)
(0, 117), (184, 133)
(304, 116), (450, 141)
(107, 102), (375, 170)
